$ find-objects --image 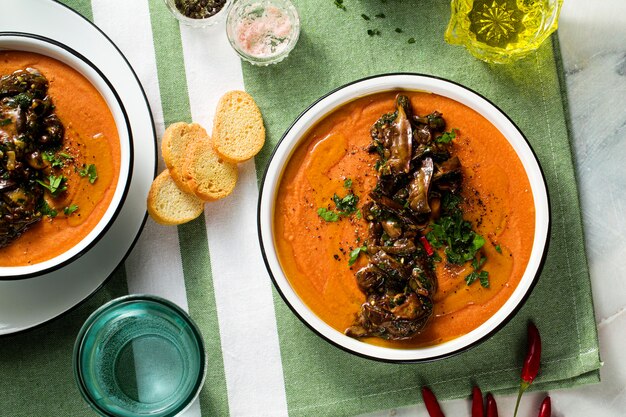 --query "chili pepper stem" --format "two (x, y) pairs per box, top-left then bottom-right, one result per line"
(513, 381), (530, 417)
